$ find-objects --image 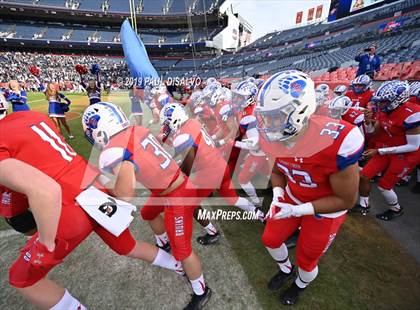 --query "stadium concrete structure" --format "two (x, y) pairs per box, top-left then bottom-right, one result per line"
(0, 0), (419, 83)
